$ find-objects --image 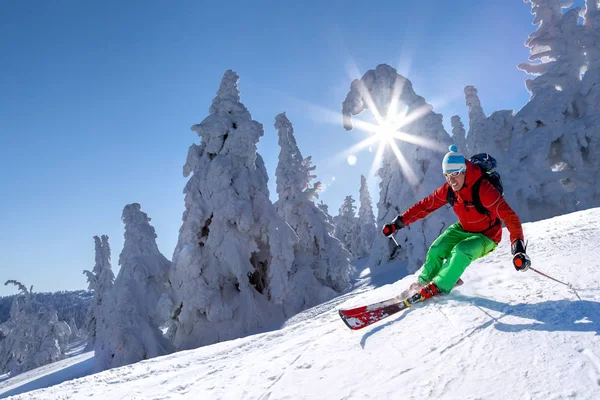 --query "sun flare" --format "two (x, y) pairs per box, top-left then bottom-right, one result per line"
(330, 108), (439, 185)
(373, 121), (398, 146)
(293, 60), (453, 186)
